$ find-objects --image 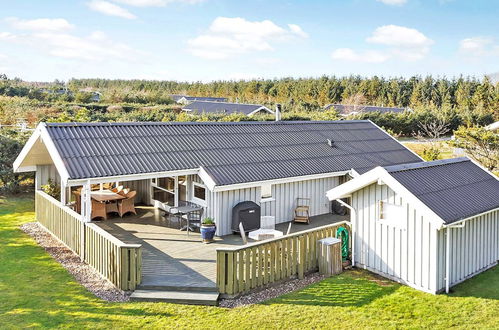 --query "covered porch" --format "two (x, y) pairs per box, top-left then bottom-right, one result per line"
(94, 206), (349, 290)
